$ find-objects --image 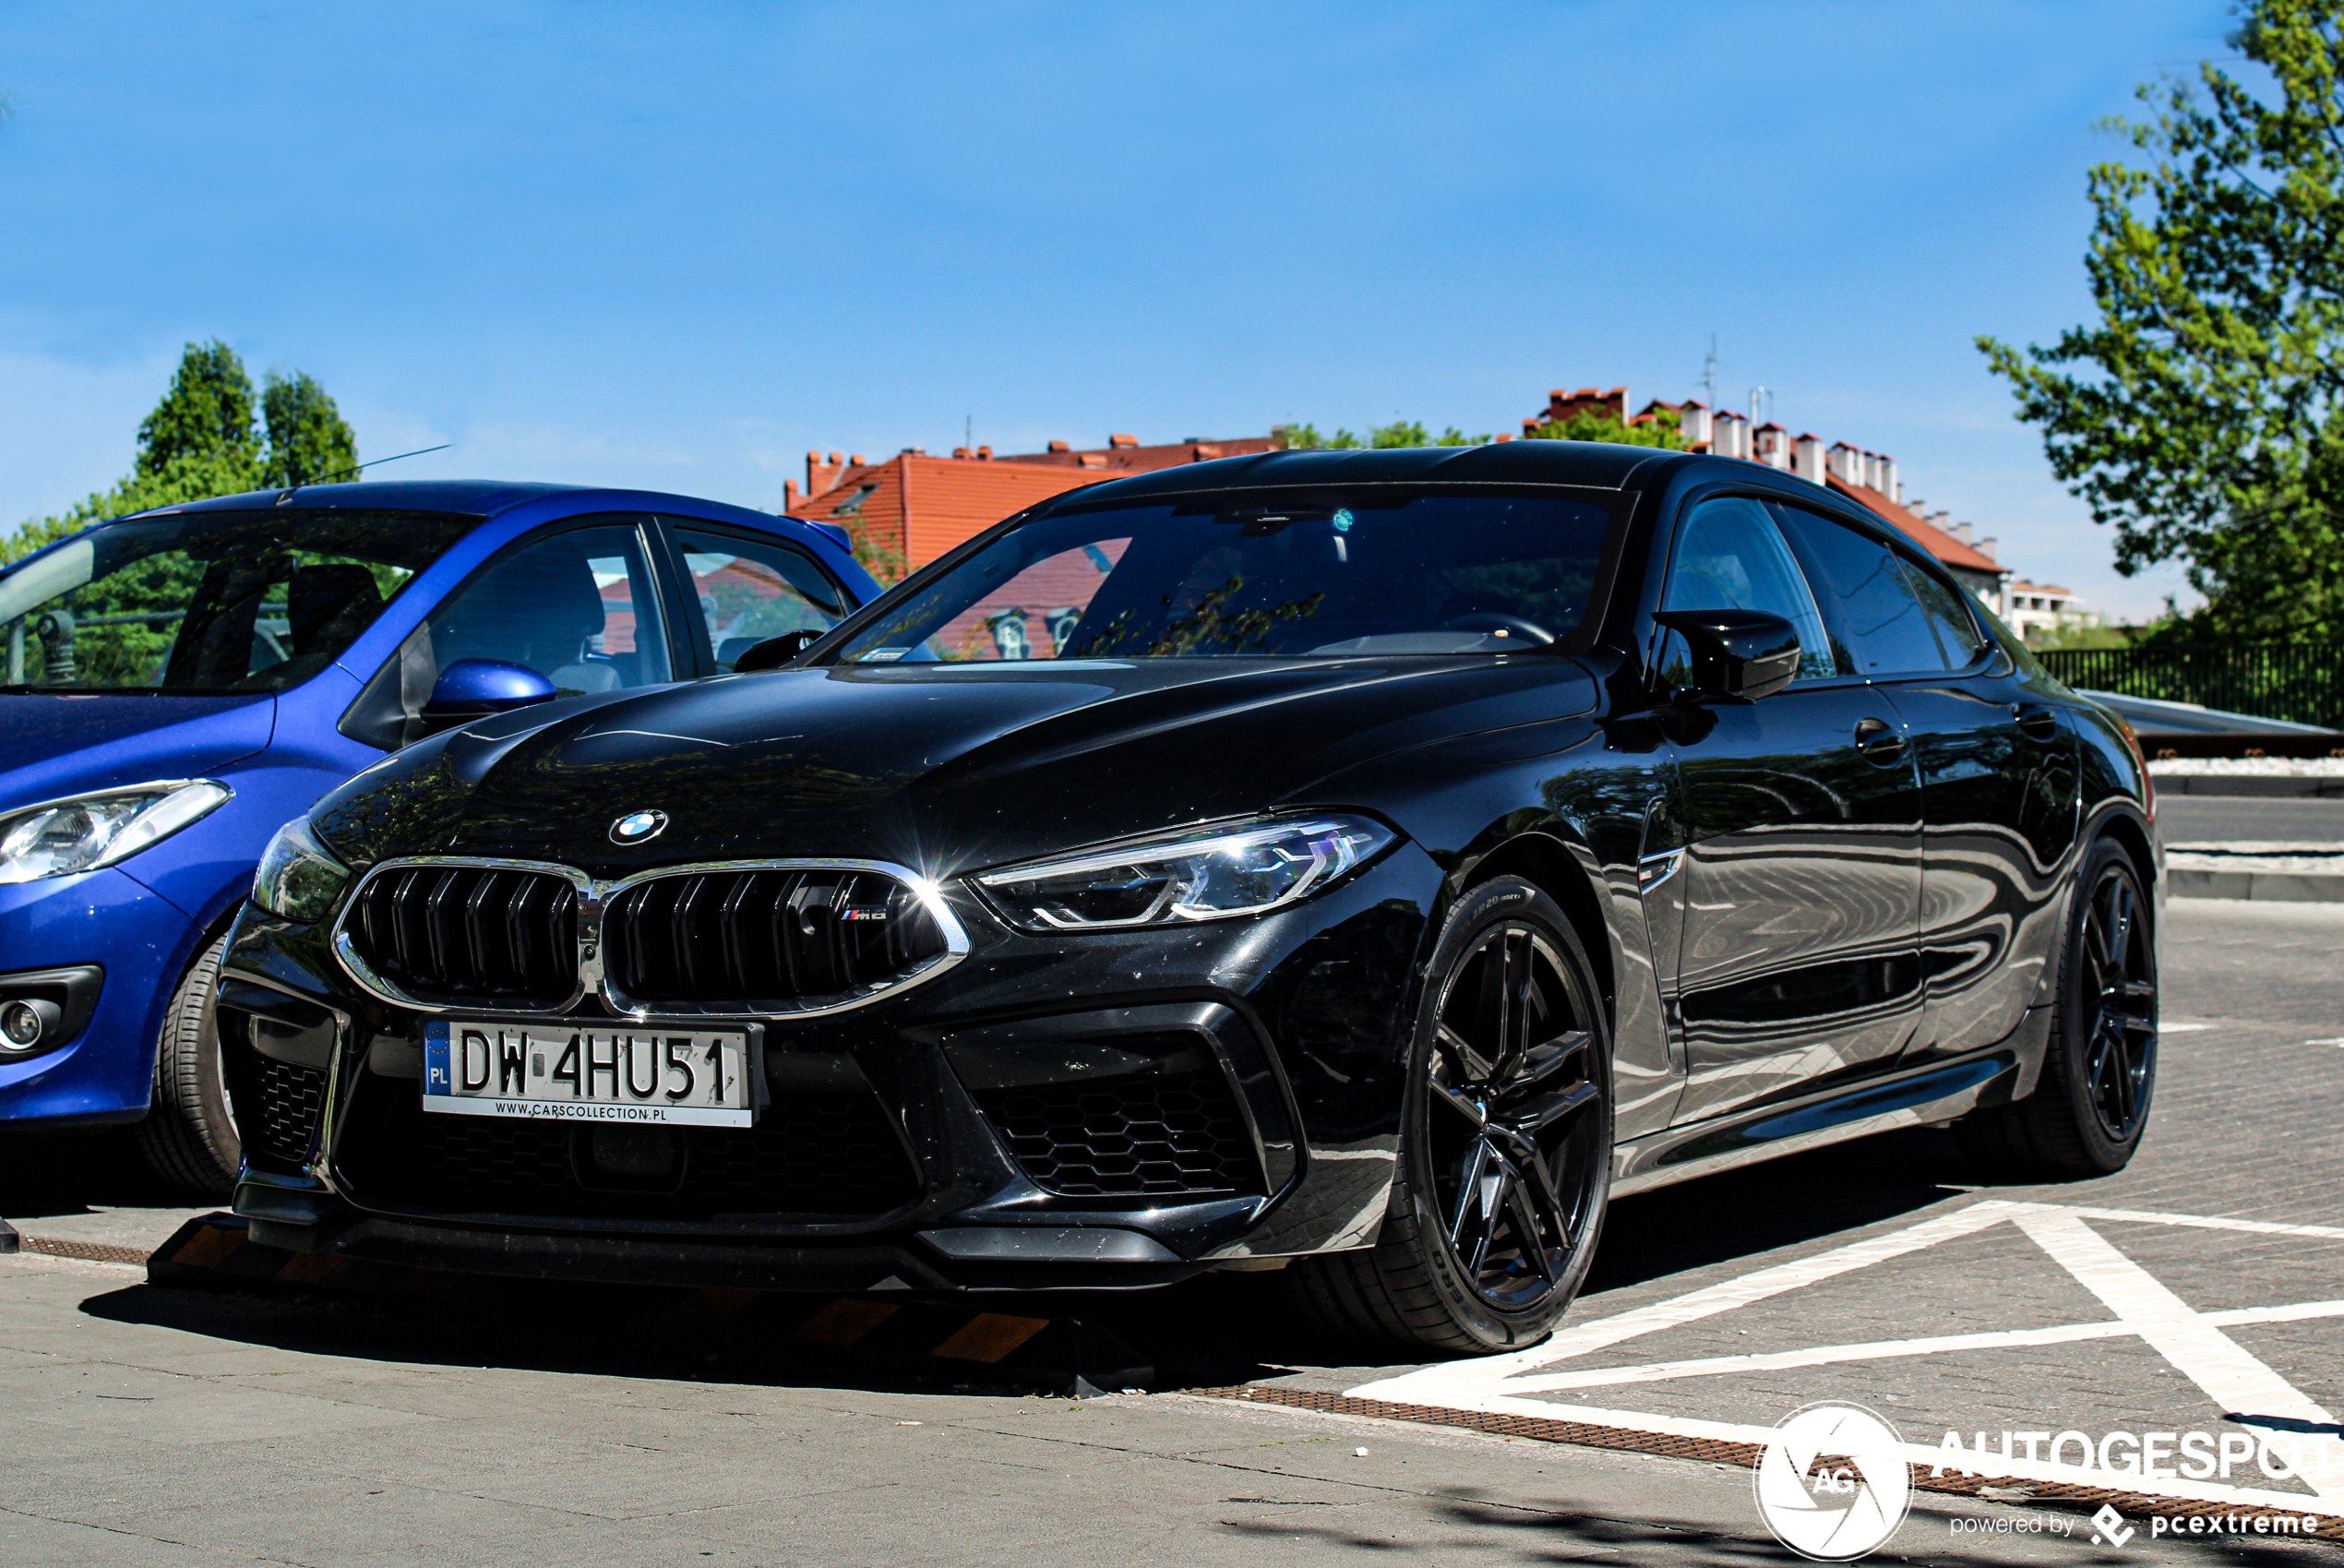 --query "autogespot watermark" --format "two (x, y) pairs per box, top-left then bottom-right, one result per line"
(1755, 1406), (2334, 1560)
(1931, 1425), (2340, 1487)
(1753, 1402), (1914, 1561)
